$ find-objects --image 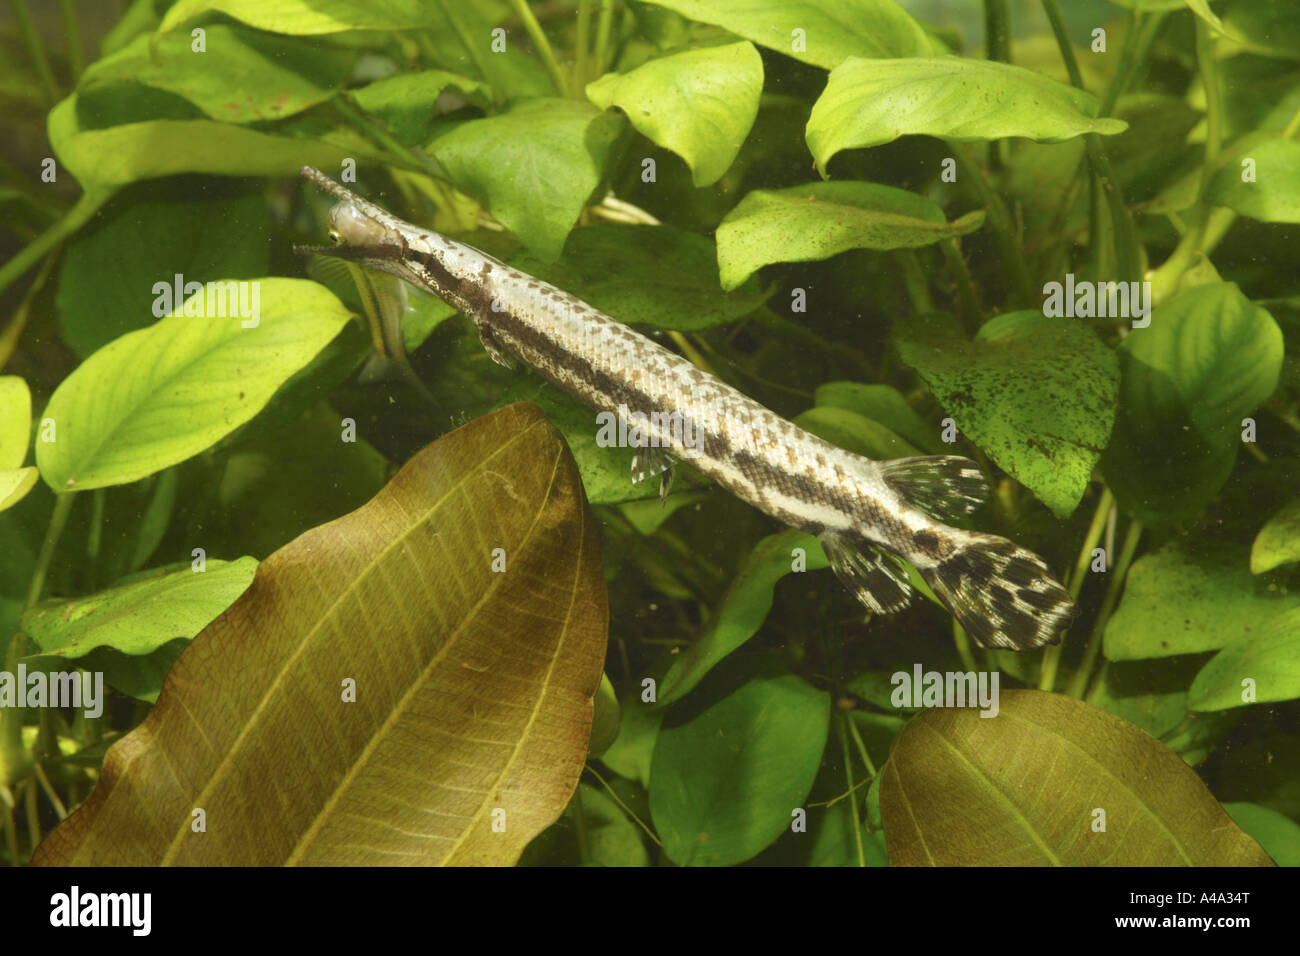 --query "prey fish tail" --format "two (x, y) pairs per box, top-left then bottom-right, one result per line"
(297, 166), (1076, 650)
